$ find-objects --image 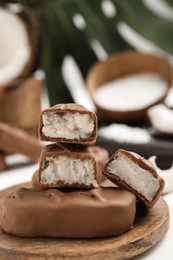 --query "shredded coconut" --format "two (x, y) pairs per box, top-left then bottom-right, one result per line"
(42, 112), (94, 139)
(99, 123), (151, 144)
(41, 156), (98, 187)
(93, 73), (168, 111)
